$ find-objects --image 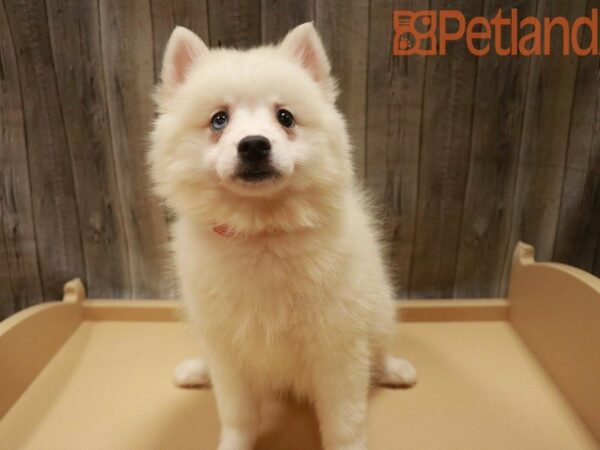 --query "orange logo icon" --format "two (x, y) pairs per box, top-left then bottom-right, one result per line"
(393, 11), (437, 55)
